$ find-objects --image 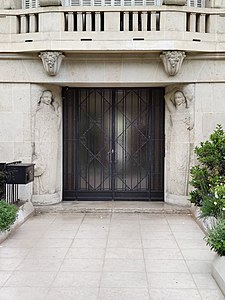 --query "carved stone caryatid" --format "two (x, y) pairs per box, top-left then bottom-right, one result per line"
(39, 51), (64, 76)
(160, 51), (186, 76)
(32, 90), (61, 204)
(165, 85), (194, 197)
